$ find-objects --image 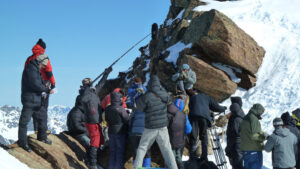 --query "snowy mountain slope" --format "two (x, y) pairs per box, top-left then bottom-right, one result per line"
(0, 147), (30, 169)
(192, 0), (300, 168)
(0, 105), (70, 145)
